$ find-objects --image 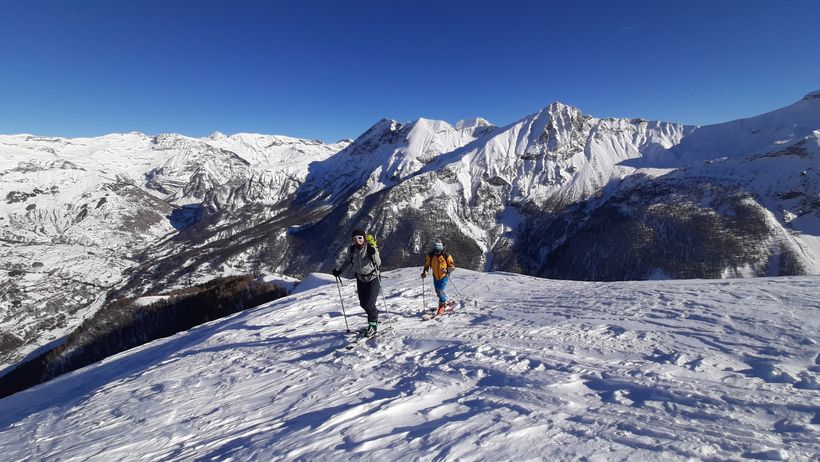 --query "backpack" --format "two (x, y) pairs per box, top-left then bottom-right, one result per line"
(427, 251), (450, 264)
